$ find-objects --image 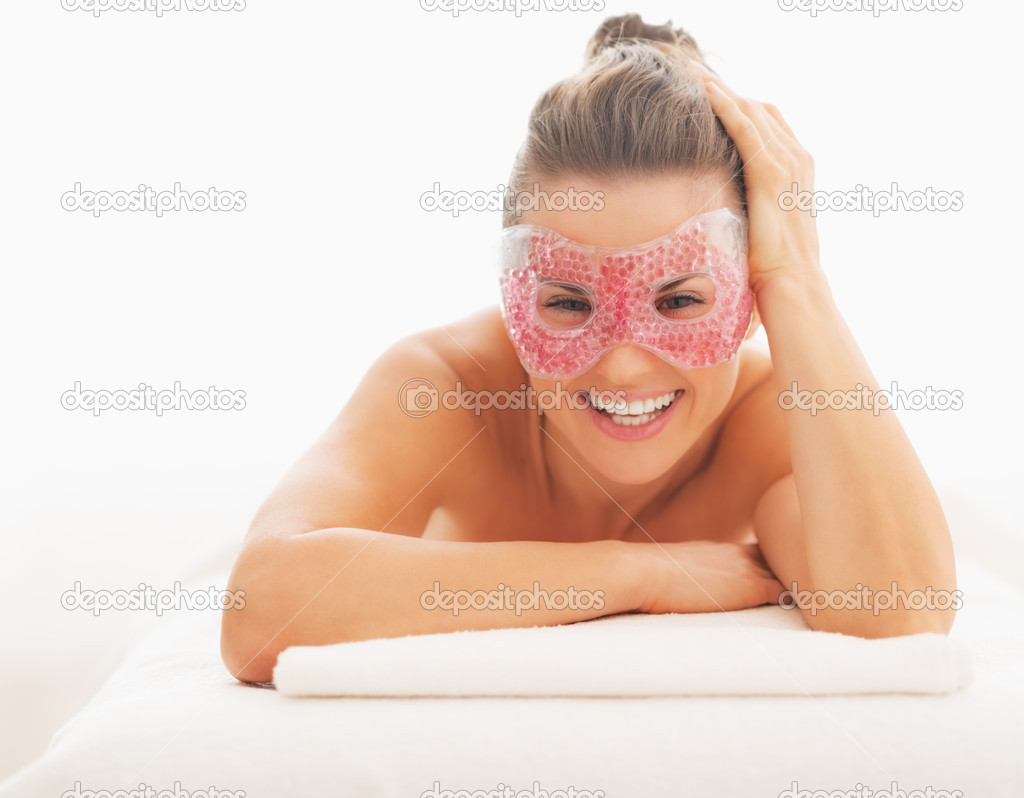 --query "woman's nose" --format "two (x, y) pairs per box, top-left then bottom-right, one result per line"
(590, 342), (665, 383)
